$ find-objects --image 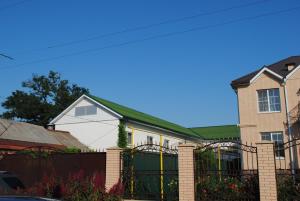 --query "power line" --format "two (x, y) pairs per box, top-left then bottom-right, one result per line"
(0, 53), (14, 60)
(1, 5), (299, 71)
(53, 114), (119, 146)
(12, 0), (270, 54)
(0, 0), (30, 12)
(56, 114), (119, 127)
(87, 127), (118, 146)
(0, 121), (14, 137)
(44, 0), (271, 49)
